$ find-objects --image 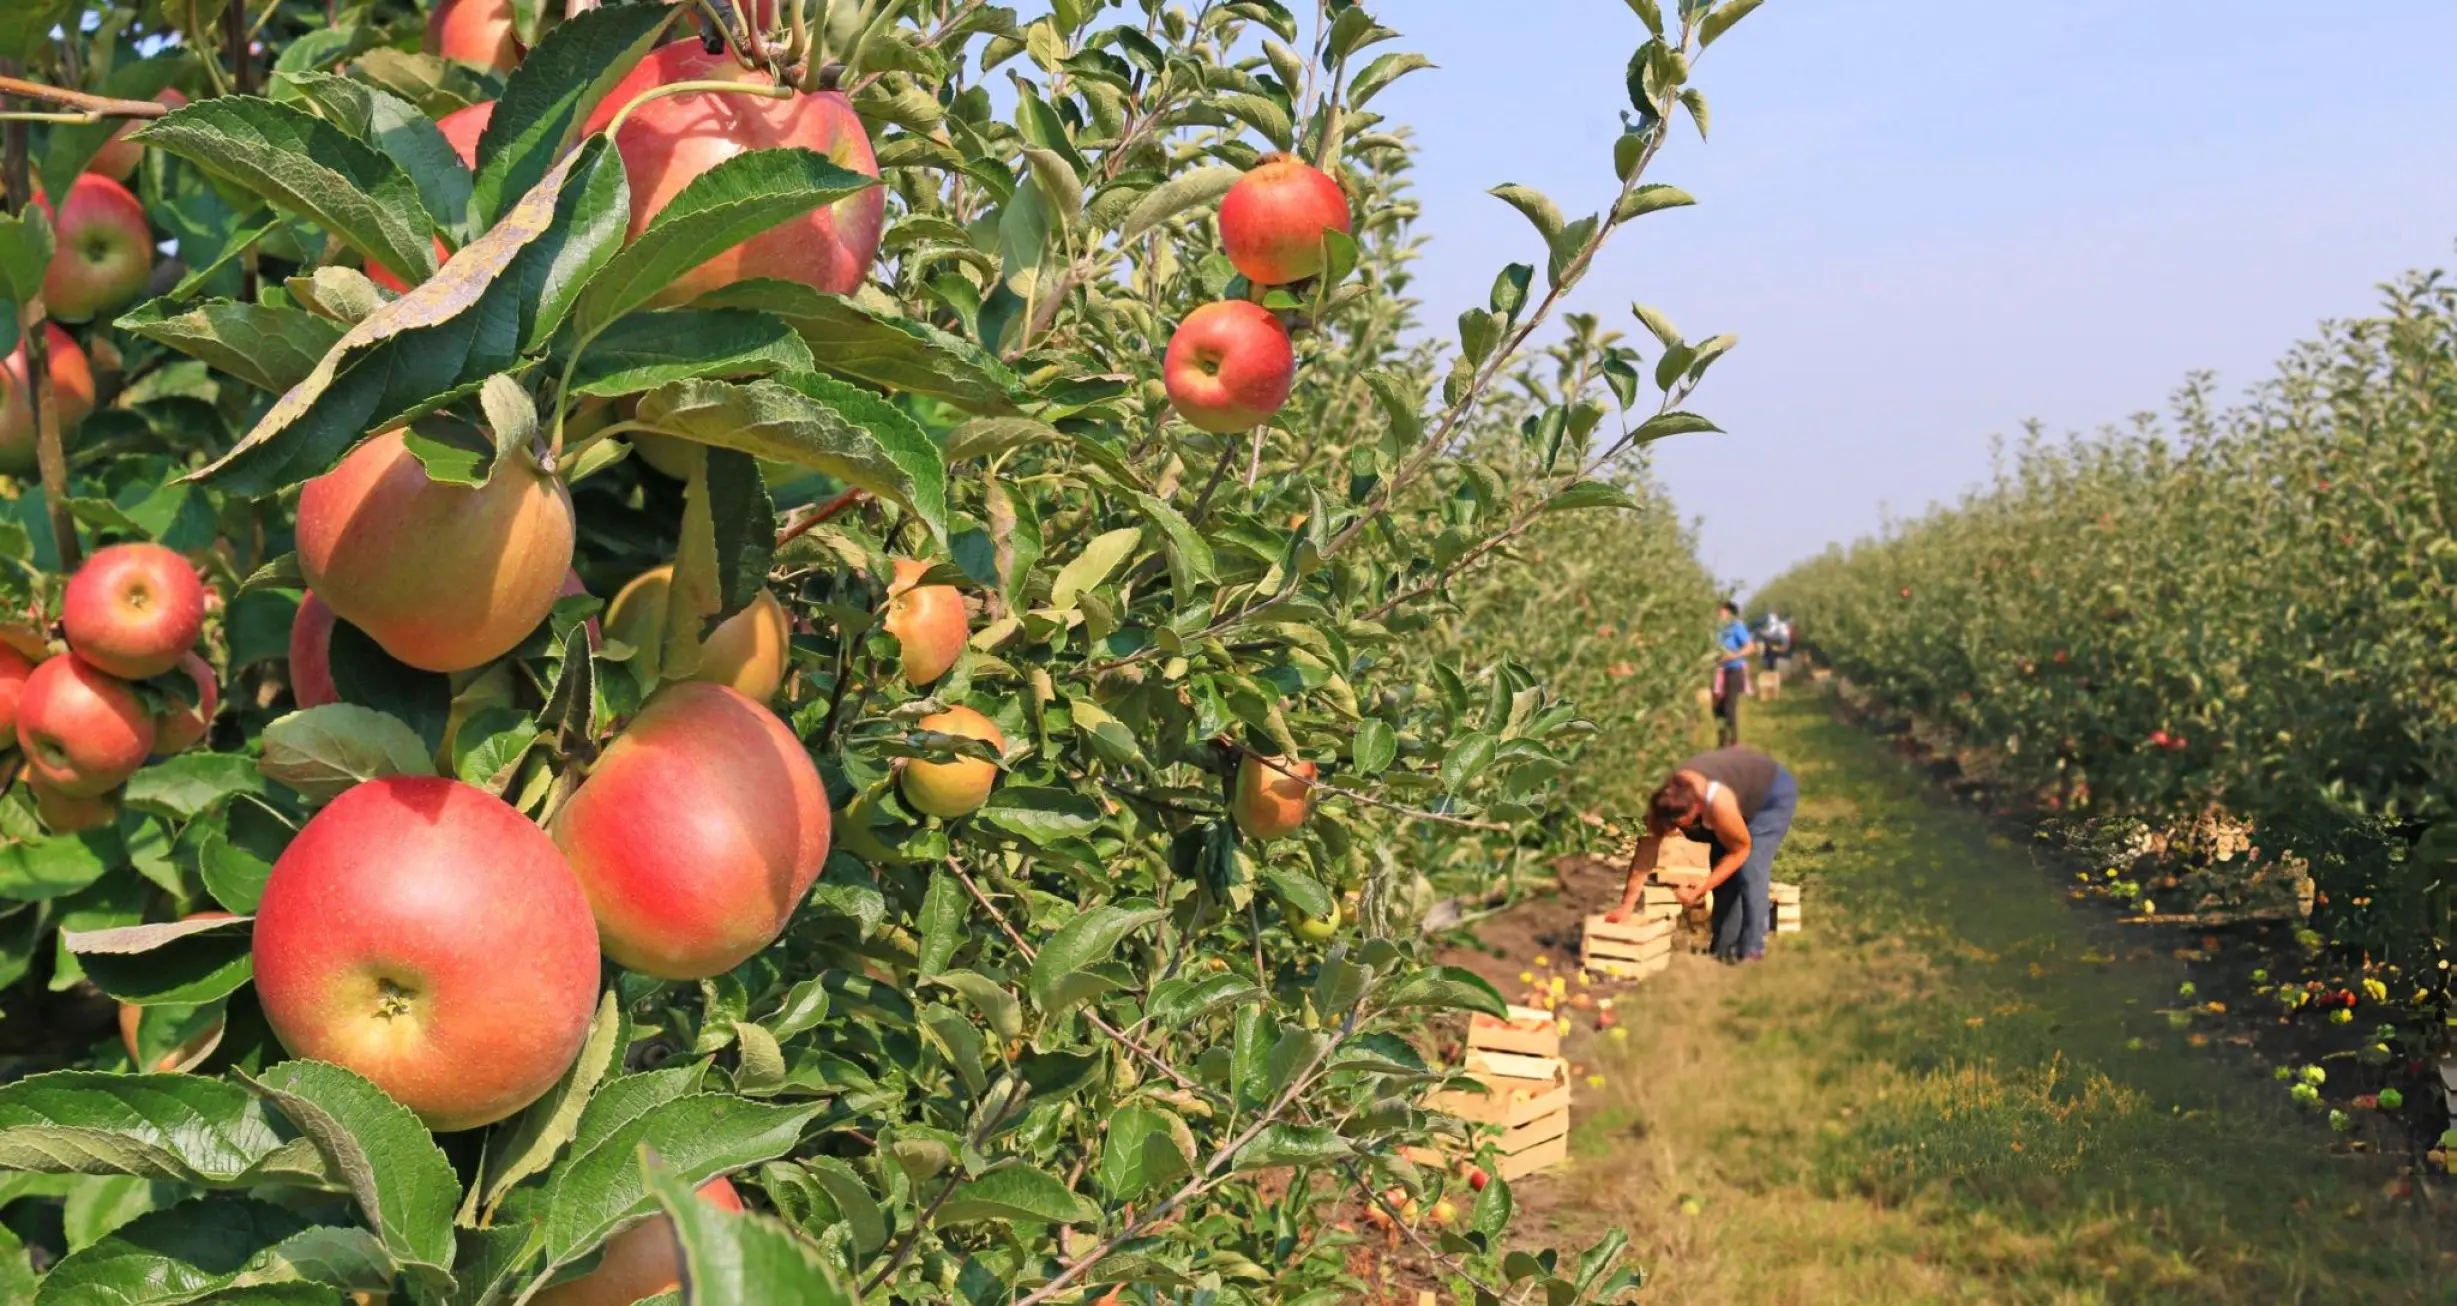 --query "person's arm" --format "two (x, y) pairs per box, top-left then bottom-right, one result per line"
(1606, 833), (1663, 922)
(1676, 791), (1753, 905)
